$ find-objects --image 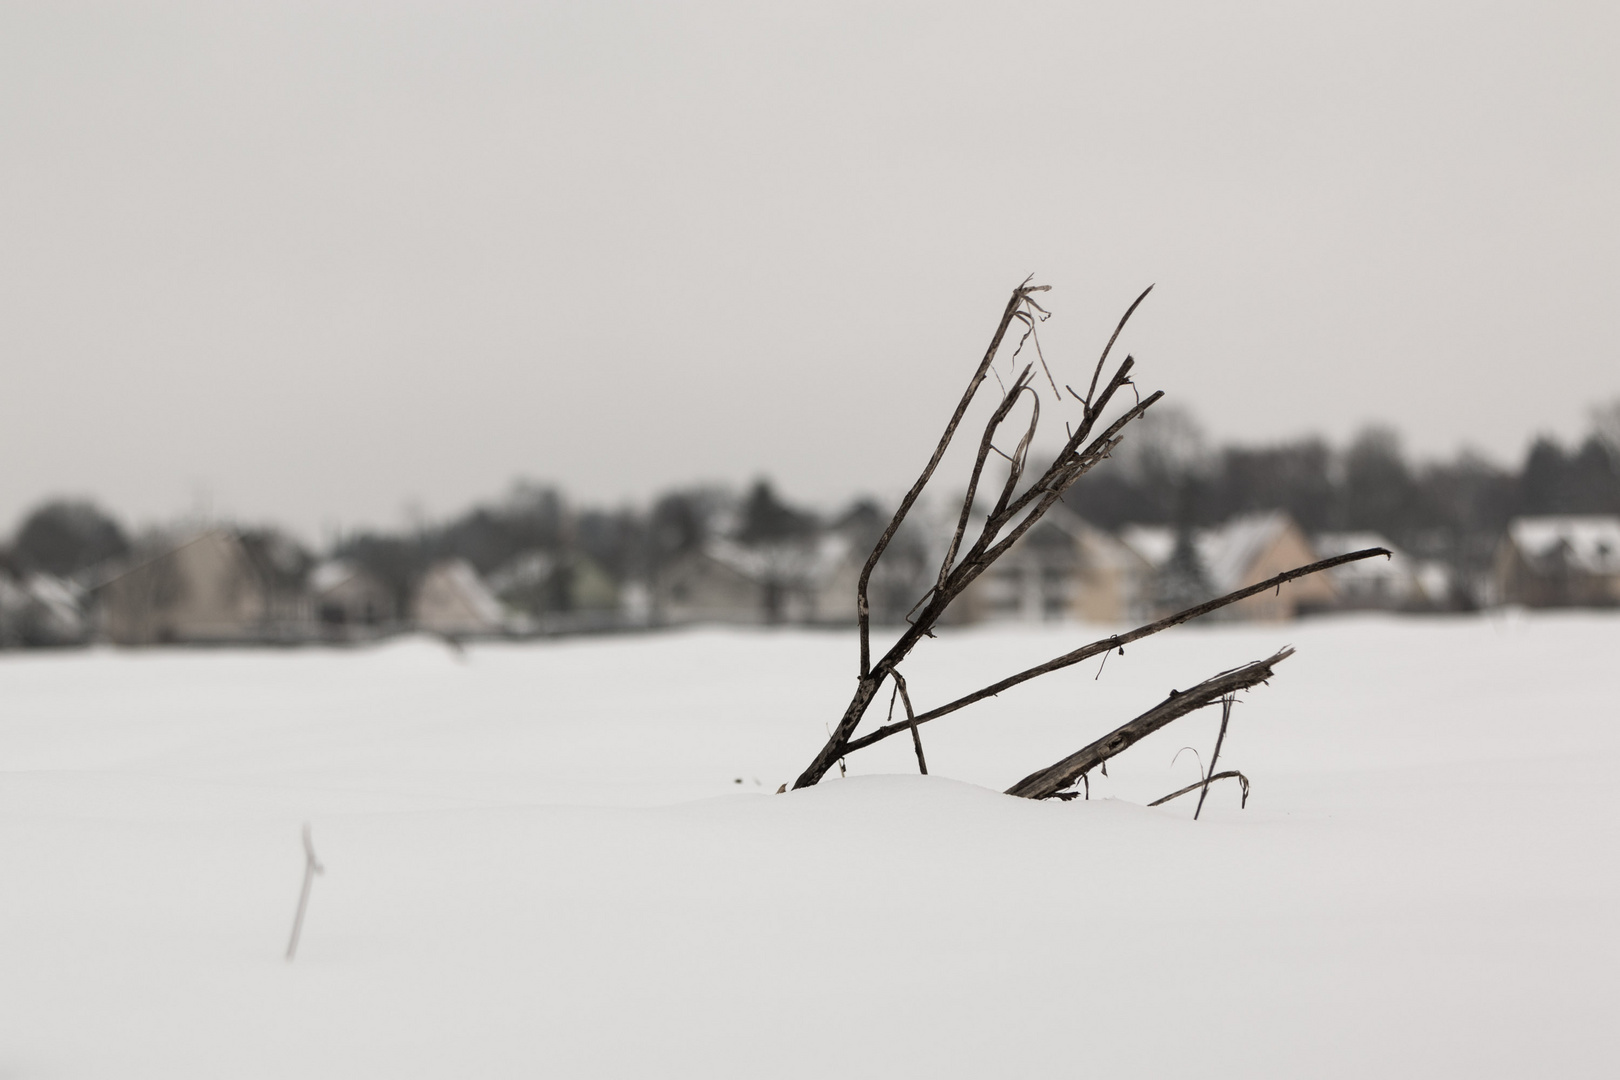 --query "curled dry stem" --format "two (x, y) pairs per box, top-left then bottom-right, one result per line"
(1149, 770), (1251, 809)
